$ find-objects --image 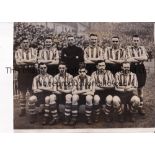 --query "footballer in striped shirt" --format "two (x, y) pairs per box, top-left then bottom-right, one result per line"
(51, 62), (74, 125)
(104, 36), (126, 75)
(91, 61), (115, 122)
(84, 33), (104, 75)
(72, 63), (95, 125)
(15, 38), (37, 117)
(38, 37), (59, 75)
(38, 37), (59, 64)
(28, 63), (55, 124)
(126, 35), (148, 115)
(114, 62), (141, 122)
